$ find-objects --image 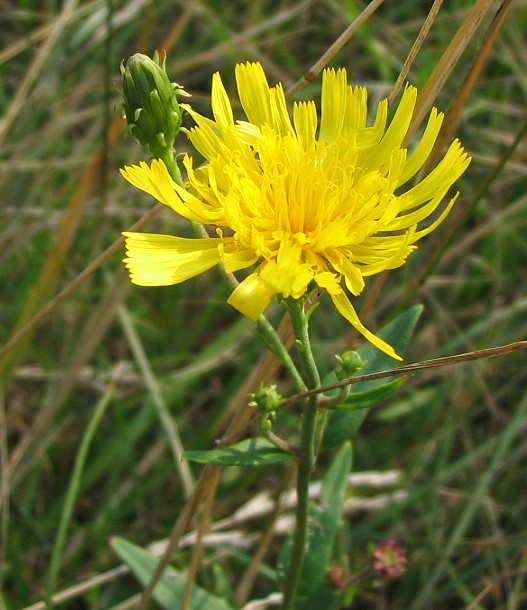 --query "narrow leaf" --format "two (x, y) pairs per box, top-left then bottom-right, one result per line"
(355, 304), (423, 384)
(111, 536), (235, 610)
(183, 437), (290, 465)
(321, 409), (369, 450)
(322, 305), (423, 448)
(330, 377), (406, 410)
